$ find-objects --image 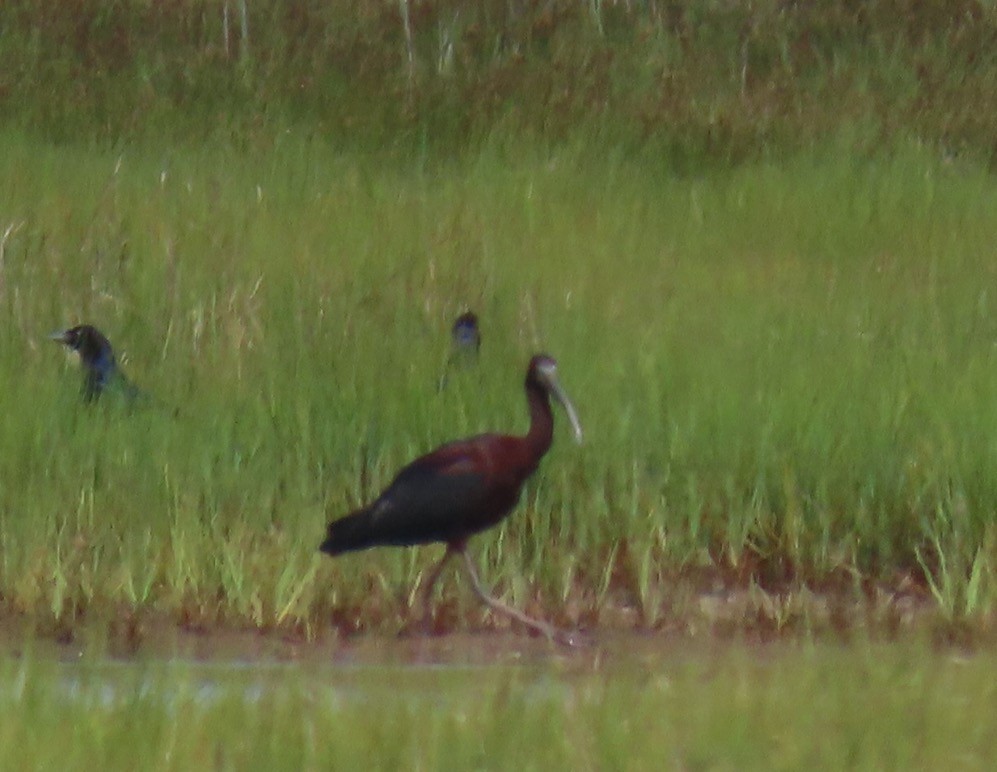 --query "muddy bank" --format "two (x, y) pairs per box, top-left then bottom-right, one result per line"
(1, 580), (992, 664)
